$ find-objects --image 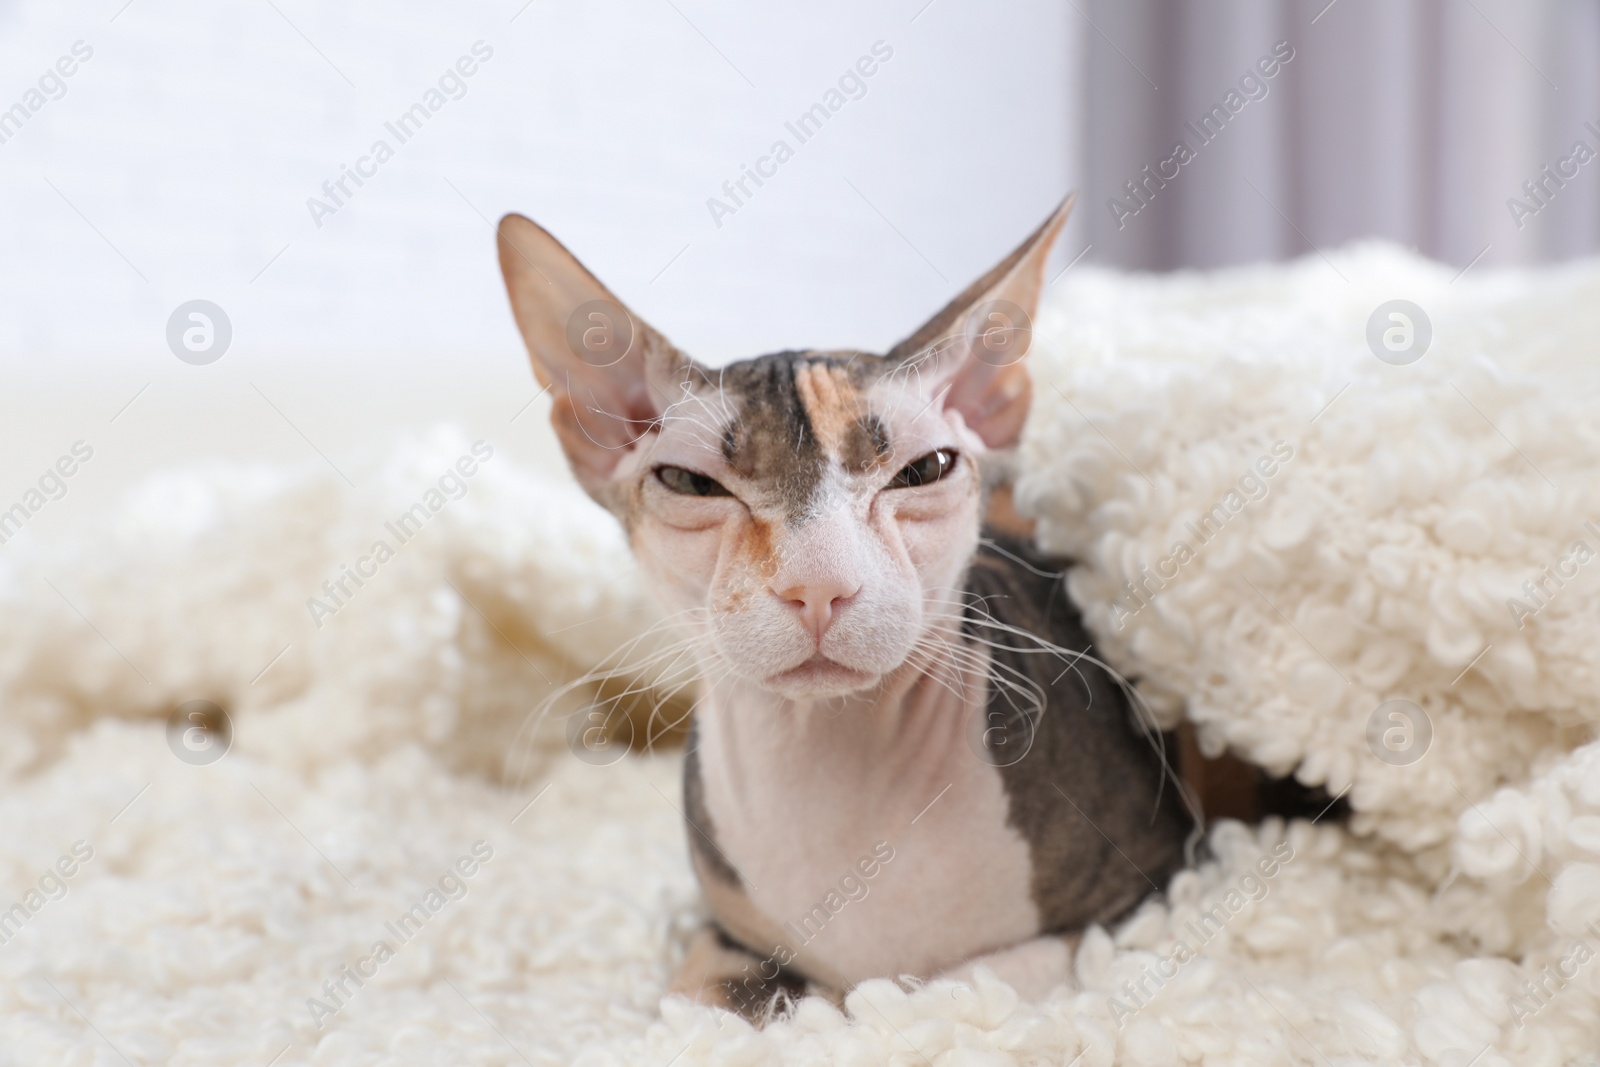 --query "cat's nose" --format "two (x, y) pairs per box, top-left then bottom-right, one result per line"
(773, 577), (860, 641)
